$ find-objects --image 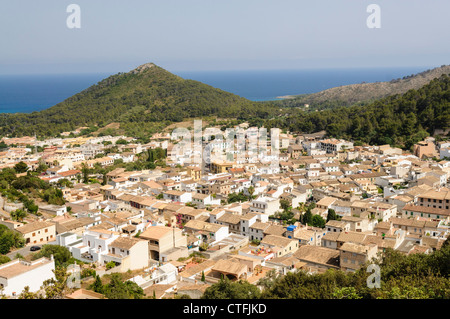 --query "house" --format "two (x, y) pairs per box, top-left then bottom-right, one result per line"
(249, 196), (280, 216)
(293, 245), (340, 273)
(38, 204), (67, 216)
(191, 193), (221, 208)
(325, 220), (350, 233)
(316, 196), (337, 212)
(247, 221), (270, 242)
(0, 257), (56, 296)
(139, 226), (188, 262)
(130, 263), (178, 288)
(209, 258), (248, 281)
(339, 242), (378, 272)
(417, 189), (450, 214)
(340, 215), (370, 233)
(265, 255), (306, 275)
(183, 220), (229, 244)
(413, 139), (438, 159)
(66, 228), (120, 263)
(215, 212), (242, 234)
(321, 230), (367, 250)
(260, 235), (299, 257)
(103, 236), (149, 271)
(15, 220), (56, 245)
(402, 204), (449, 221)
(163, 190), (192, 204)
